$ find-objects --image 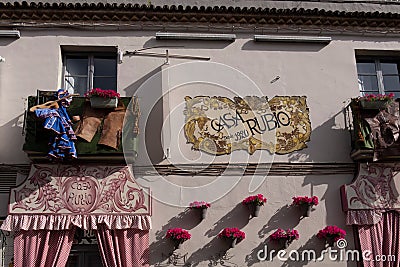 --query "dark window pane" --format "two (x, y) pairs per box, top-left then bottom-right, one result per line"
(357, 62), (376, 74)
(358, 75), (379, 93)
(94, 57), (117, 76)
(93, 77), (117, 91)
(65, 57), (88, 76)
(65, 76), (88, 96)
(381, 63), (399, 75)
(383, 76), (400, 90)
